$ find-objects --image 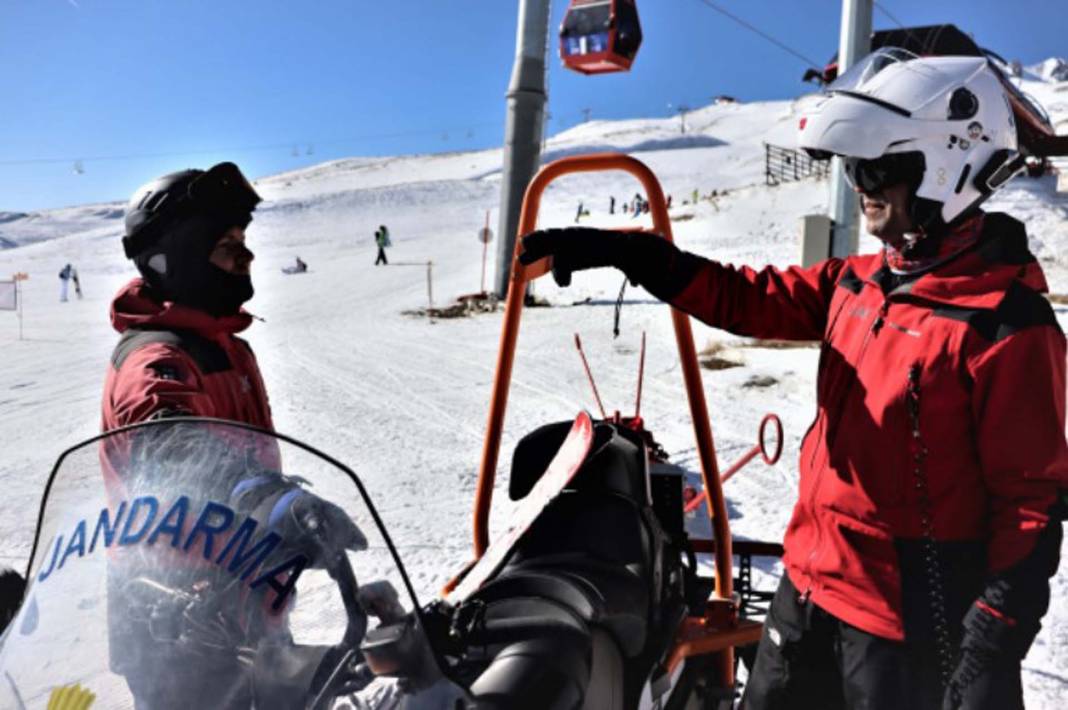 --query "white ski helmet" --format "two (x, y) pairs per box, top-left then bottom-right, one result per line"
(798, 49), (1024, 234)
